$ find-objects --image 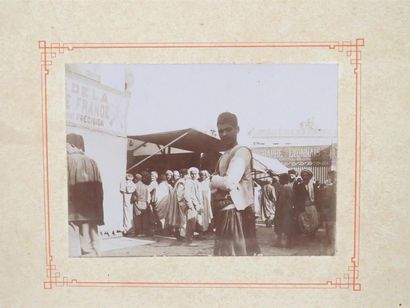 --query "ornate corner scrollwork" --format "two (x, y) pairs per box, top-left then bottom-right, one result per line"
(43, 256), (78, 289)
(39, 41), (75, 75)
(329, 38), (364, 71)
(325, 258), (361, 291)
